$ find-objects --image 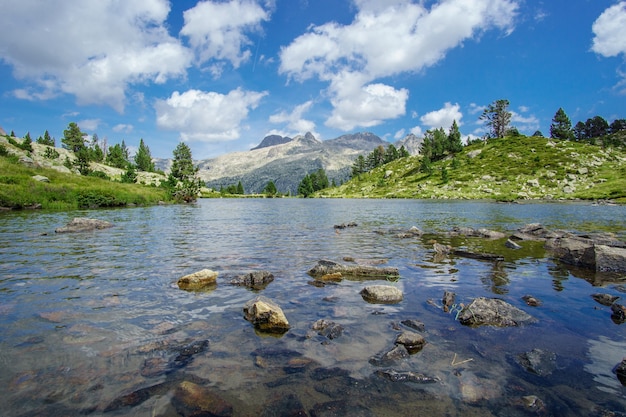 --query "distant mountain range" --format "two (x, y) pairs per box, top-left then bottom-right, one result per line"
(156, 132), (423, 195)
